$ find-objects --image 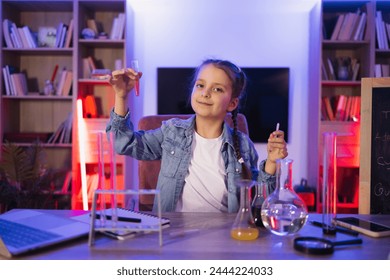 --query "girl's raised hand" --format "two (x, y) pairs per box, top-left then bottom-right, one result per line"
(109, 68), (142, 98)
